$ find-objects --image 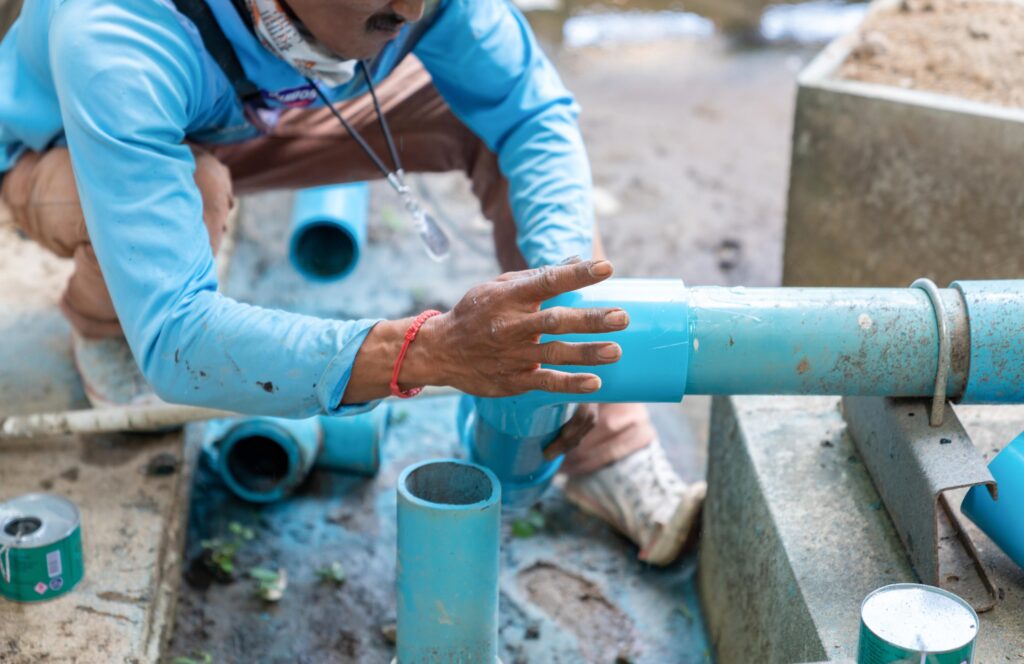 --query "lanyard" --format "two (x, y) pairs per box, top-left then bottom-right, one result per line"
(307, 62), (452, 261)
